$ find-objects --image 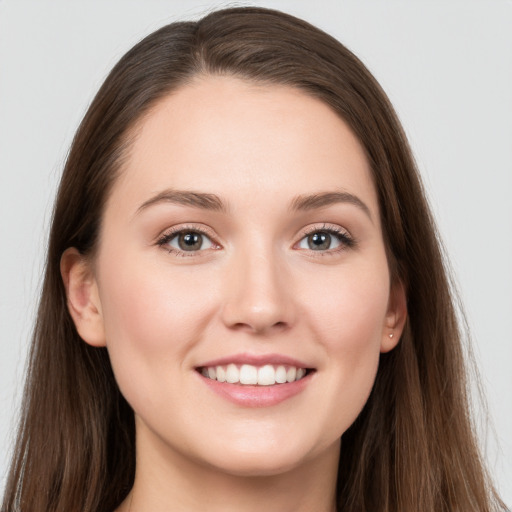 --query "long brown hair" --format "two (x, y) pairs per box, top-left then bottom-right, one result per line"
(2, 7), (506, 512)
